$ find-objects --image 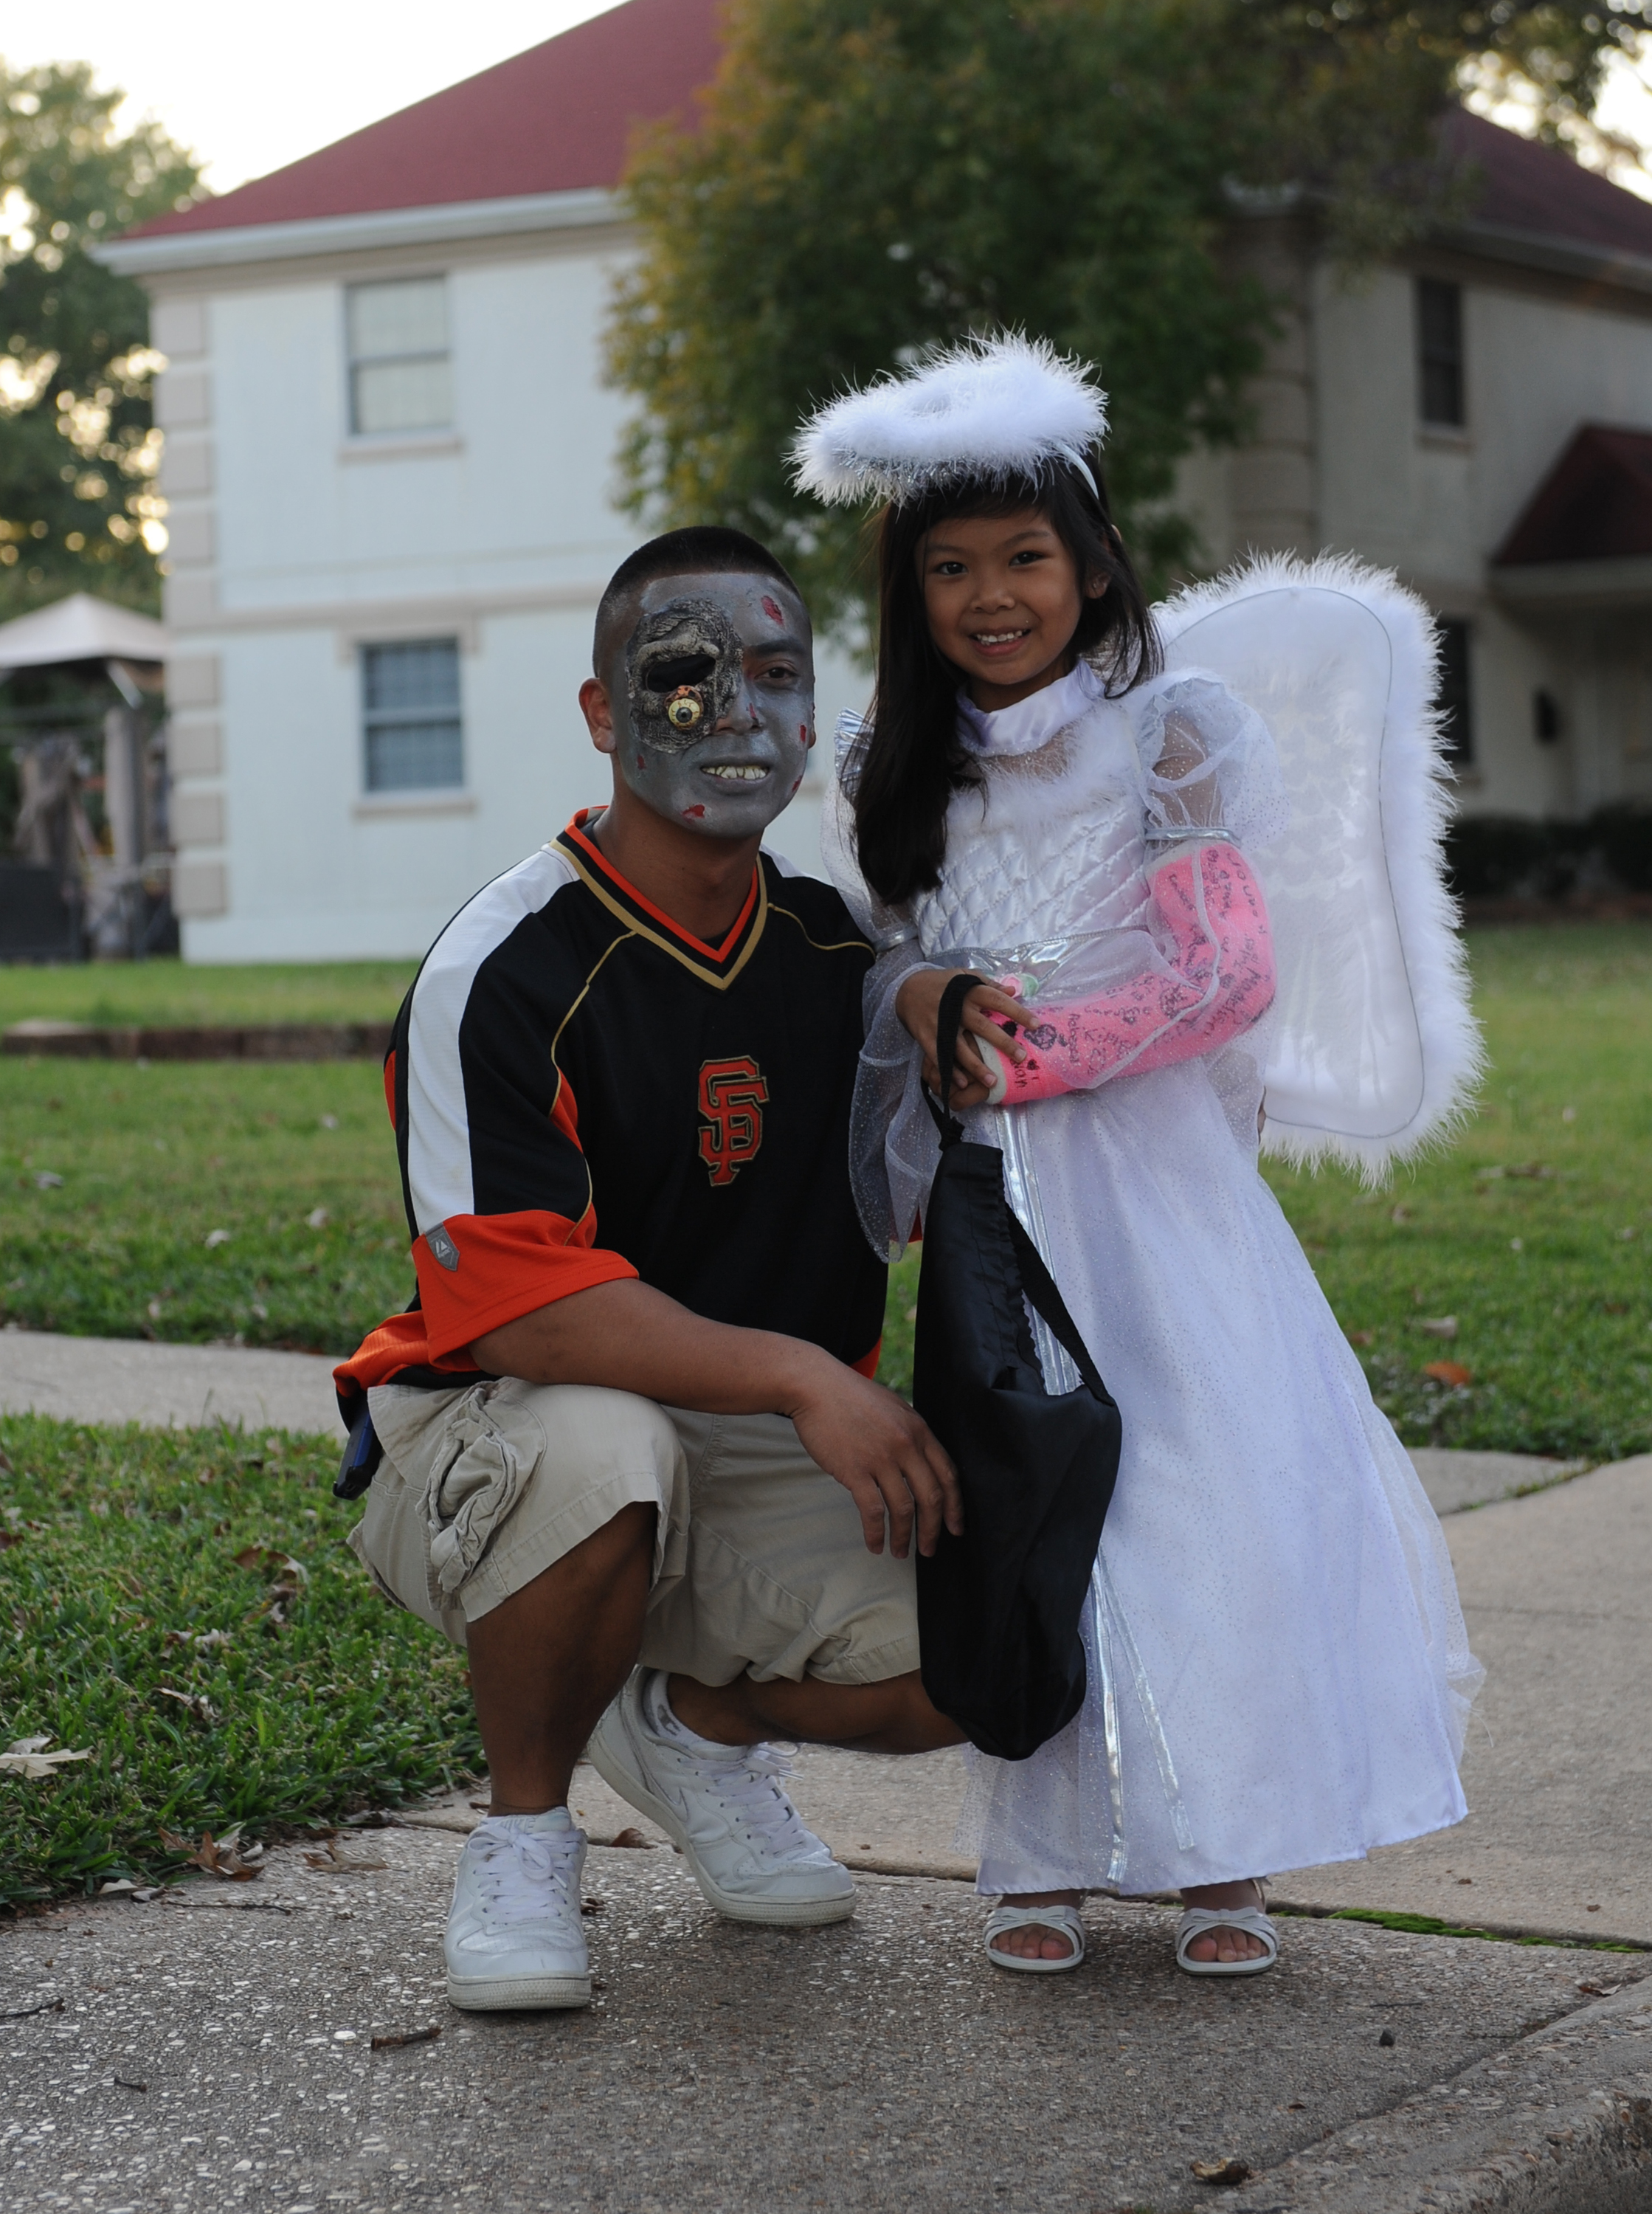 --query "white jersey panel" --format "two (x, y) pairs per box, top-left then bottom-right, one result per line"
(404, 846), (581, 1237)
